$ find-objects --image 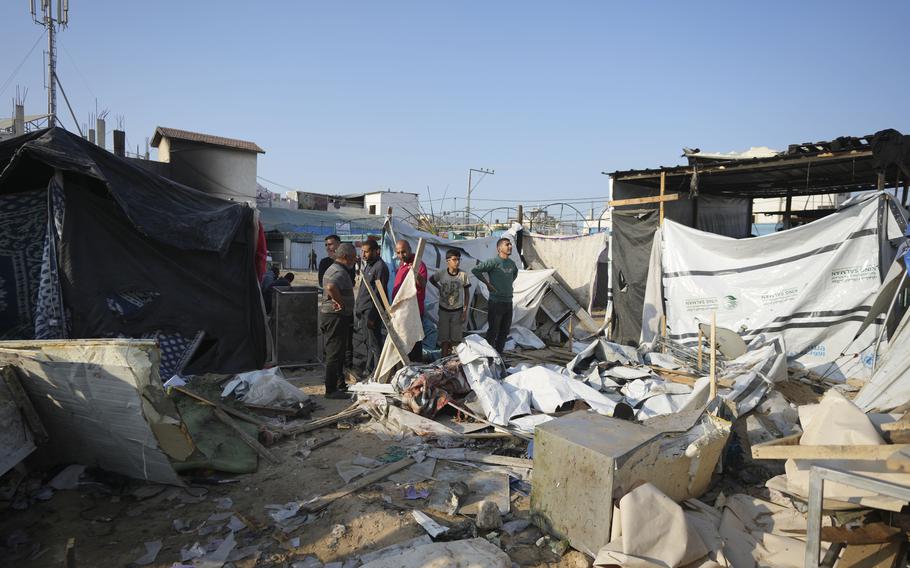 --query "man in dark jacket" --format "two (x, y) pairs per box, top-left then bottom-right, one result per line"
(352, 238), (389, 377)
